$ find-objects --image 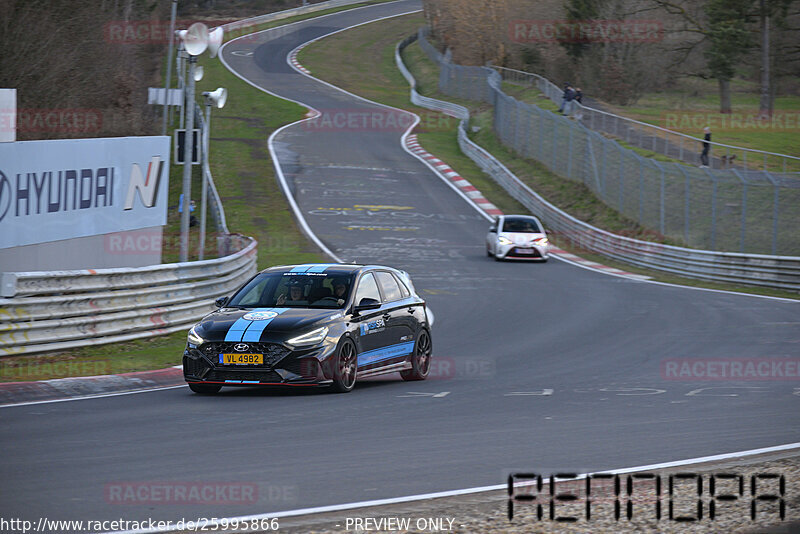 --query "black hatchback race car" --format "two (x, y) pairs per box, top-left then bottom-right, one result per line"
(183, 263), (432, 393)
